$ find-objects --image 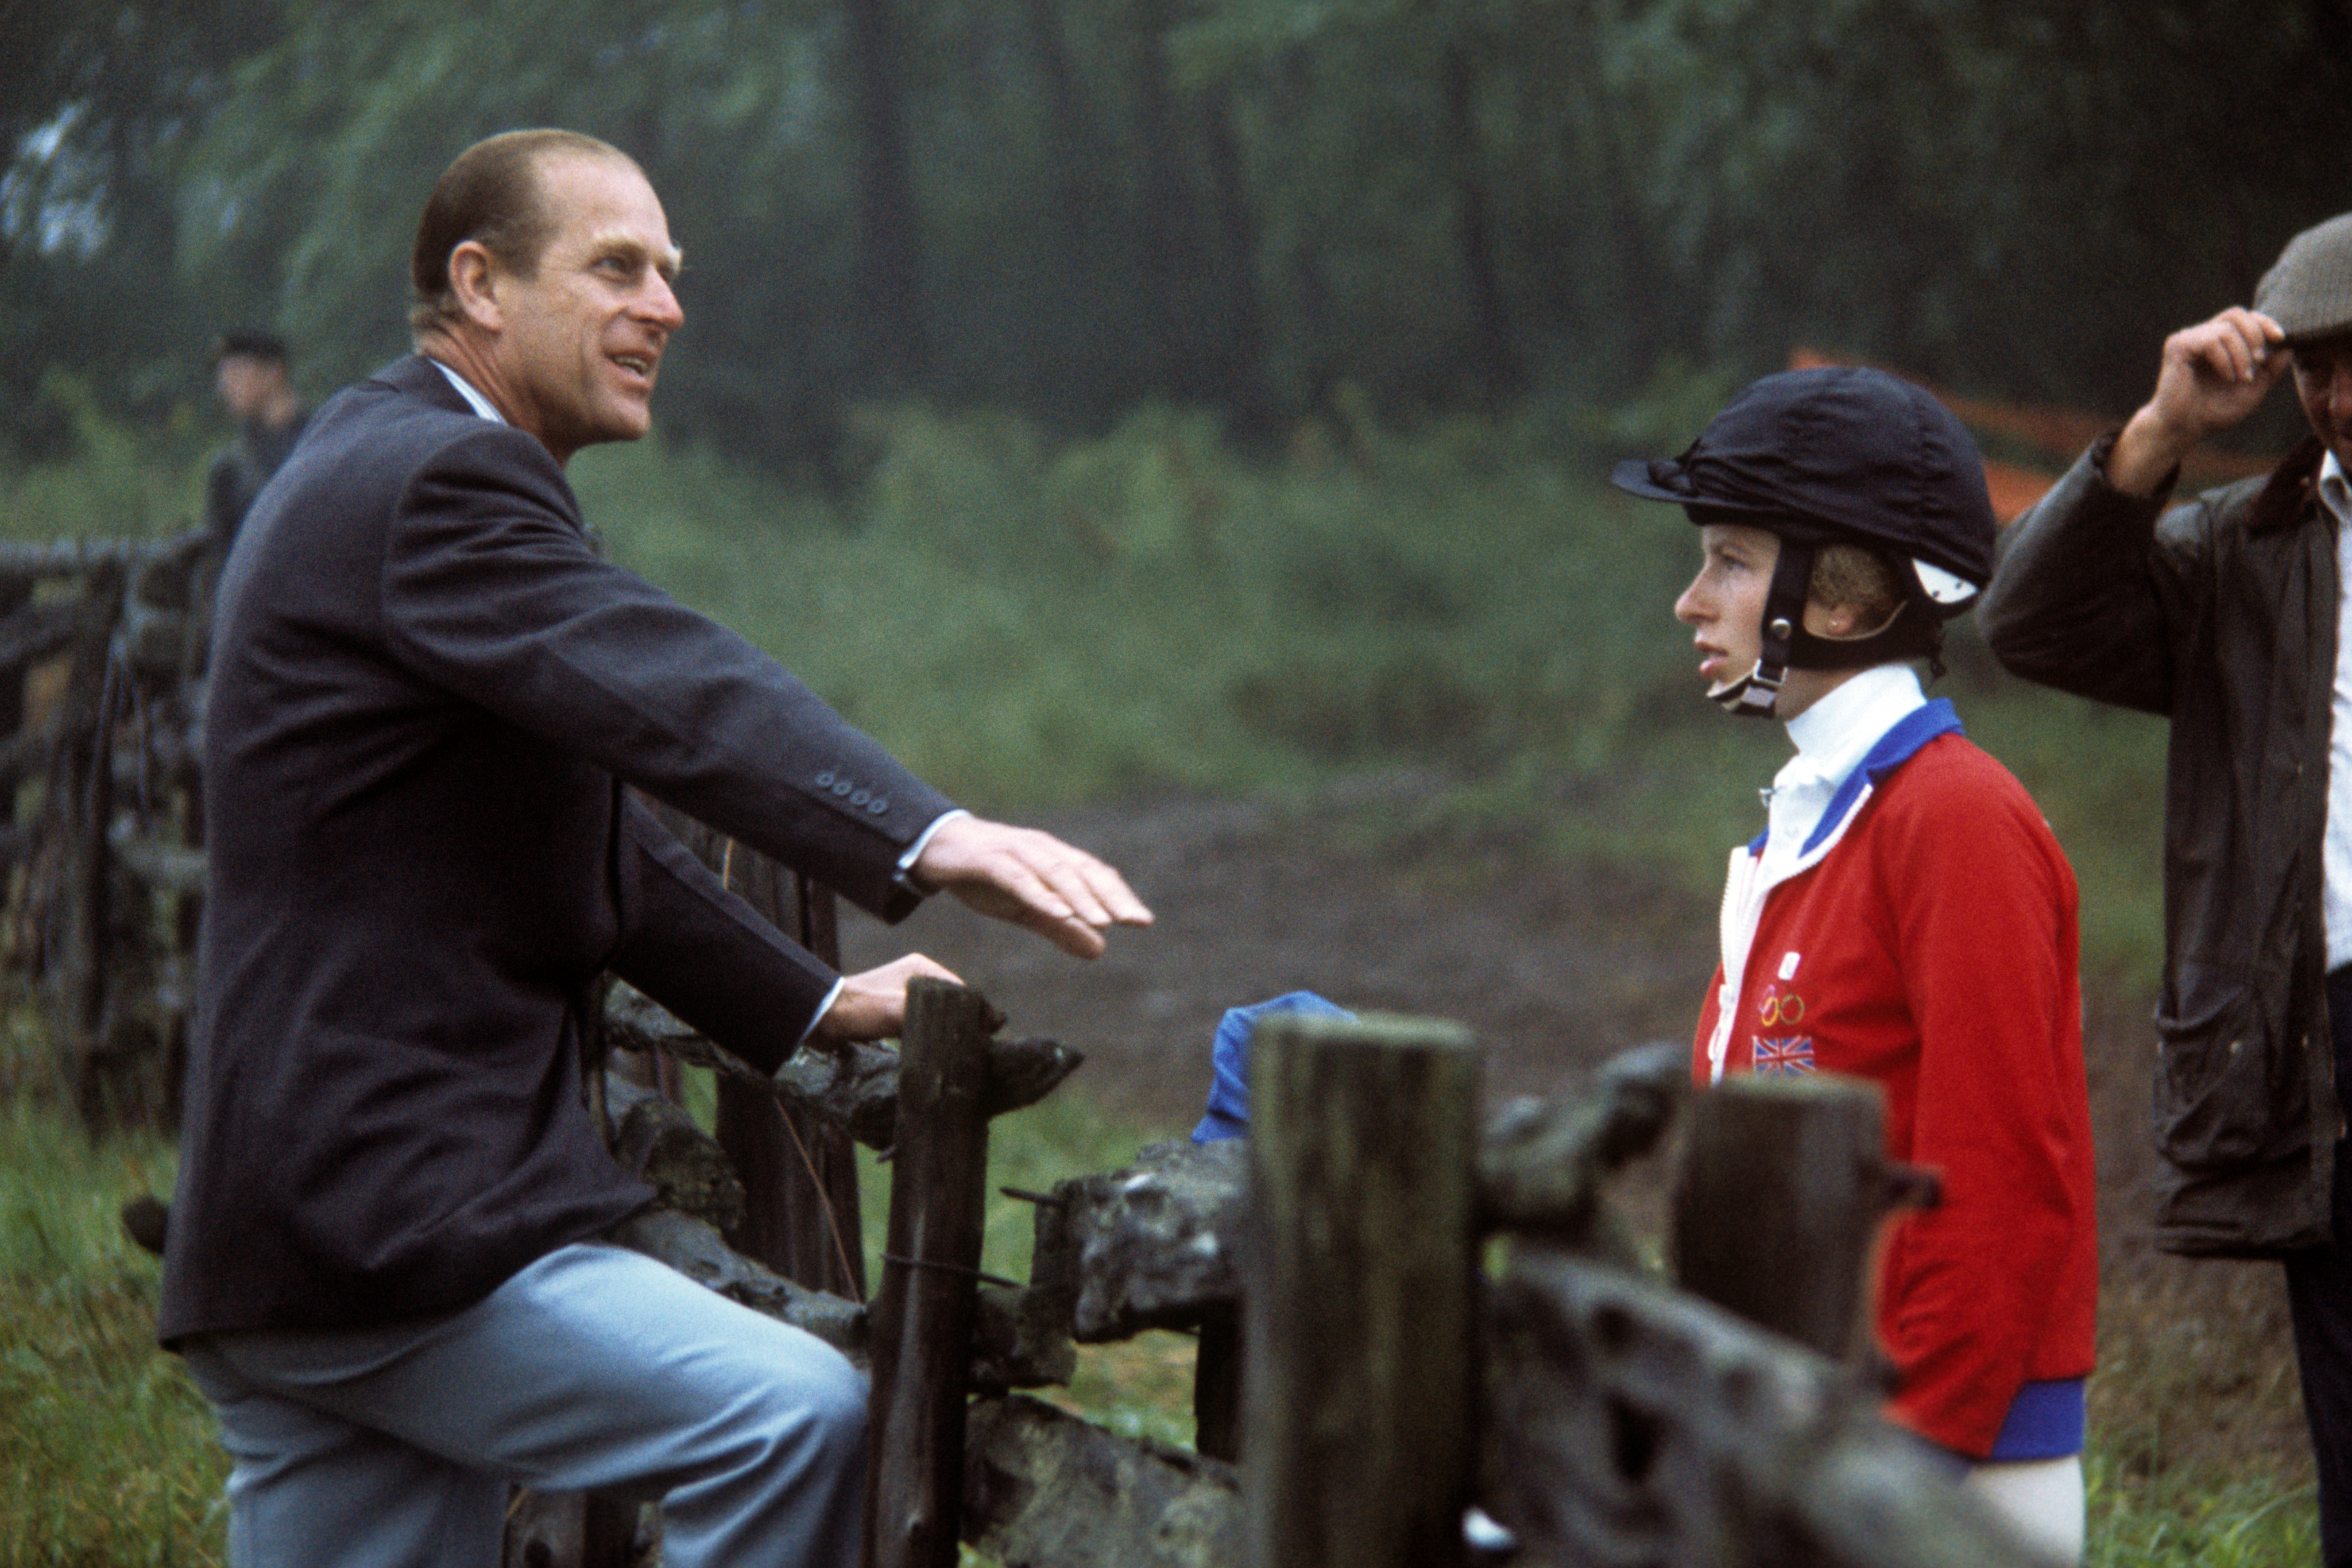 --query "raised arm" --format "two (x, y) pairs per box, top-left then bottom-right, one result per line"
(2107, 307), (2287, 495)
(1975, 311), (2275, 716)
